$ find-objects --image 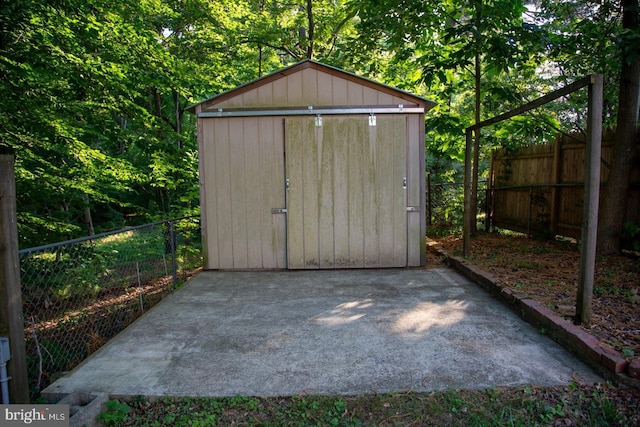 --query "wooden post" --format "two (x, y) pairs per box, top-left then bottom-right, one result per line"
(0, 154), (29, 402)
(463, 129), (473, 256)
(576, 74), (603, 326)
